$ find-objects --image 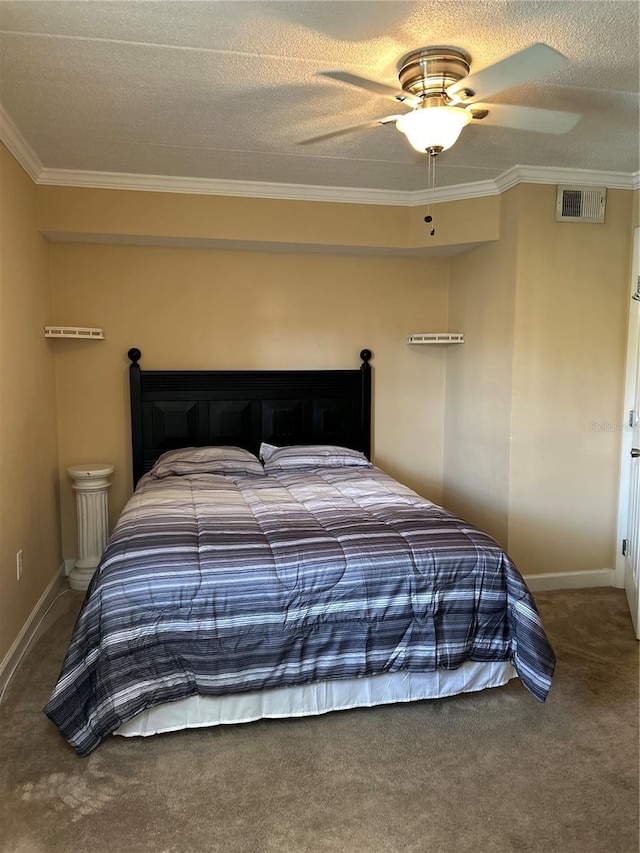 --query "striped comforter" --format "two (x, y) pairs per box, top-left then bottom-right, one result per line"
(45, 466), (555, 756)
